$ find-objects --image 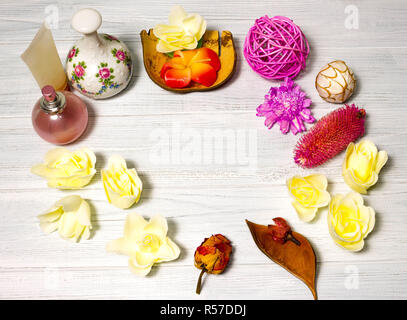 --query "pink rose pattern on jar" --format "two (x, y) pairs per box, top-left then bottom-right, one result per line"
(112, 48), (131, 71)
(71, 61), (87, 83)
(68, 49), (76, 59)
(75, 65), (85, 77)
(67, 46), (79, 62)
(95, 62), (120, 96)
(104, 34), (120, 42)
(116, 50), (126, 61)
(99, 67), (111, 79)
